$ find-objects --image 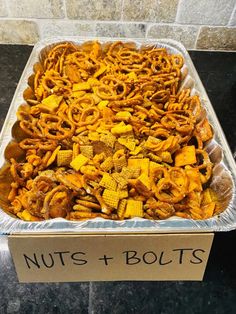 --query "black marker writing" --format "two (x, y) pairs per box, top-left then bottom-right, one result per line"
(23, 253), (40, 269)
(159, 251), (172, 265)
(142, 251), (158, 265)
(173, 248), (193, 264)
(190, 249), (205, 264)
(71, 252), (87, 265)
(123, 250), (140, 265)
(41, 253), (54, 268)
(98, 255), (114, 266)
(54, 251), (70, 266)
